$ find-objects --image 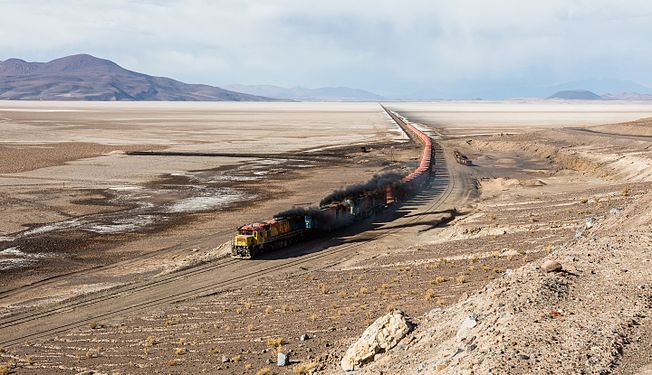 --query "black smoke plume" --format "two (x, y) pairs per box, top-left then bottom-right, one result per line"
(319, 172), (404, 207)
